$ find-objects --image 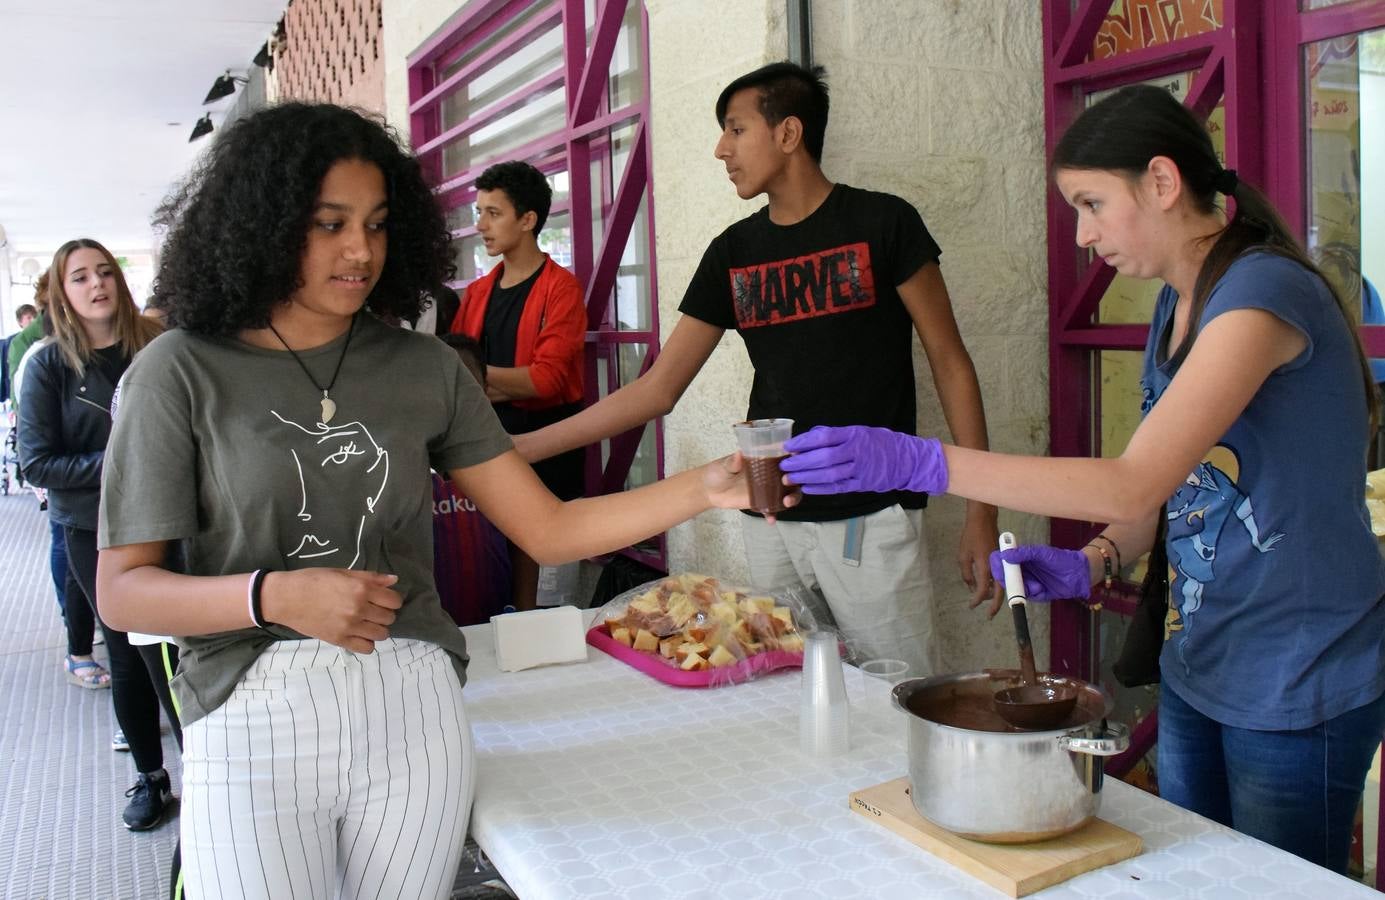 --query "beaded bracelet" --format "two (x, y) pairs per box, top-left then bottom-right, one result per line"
(1085, 542), (1114, 589)
(1090, 533), (1123, 574)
